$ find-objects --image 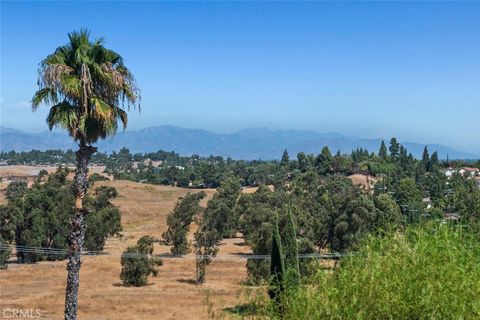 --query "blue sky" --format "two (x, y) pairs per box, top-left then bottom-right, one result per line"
(1, 1), (479, 151)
